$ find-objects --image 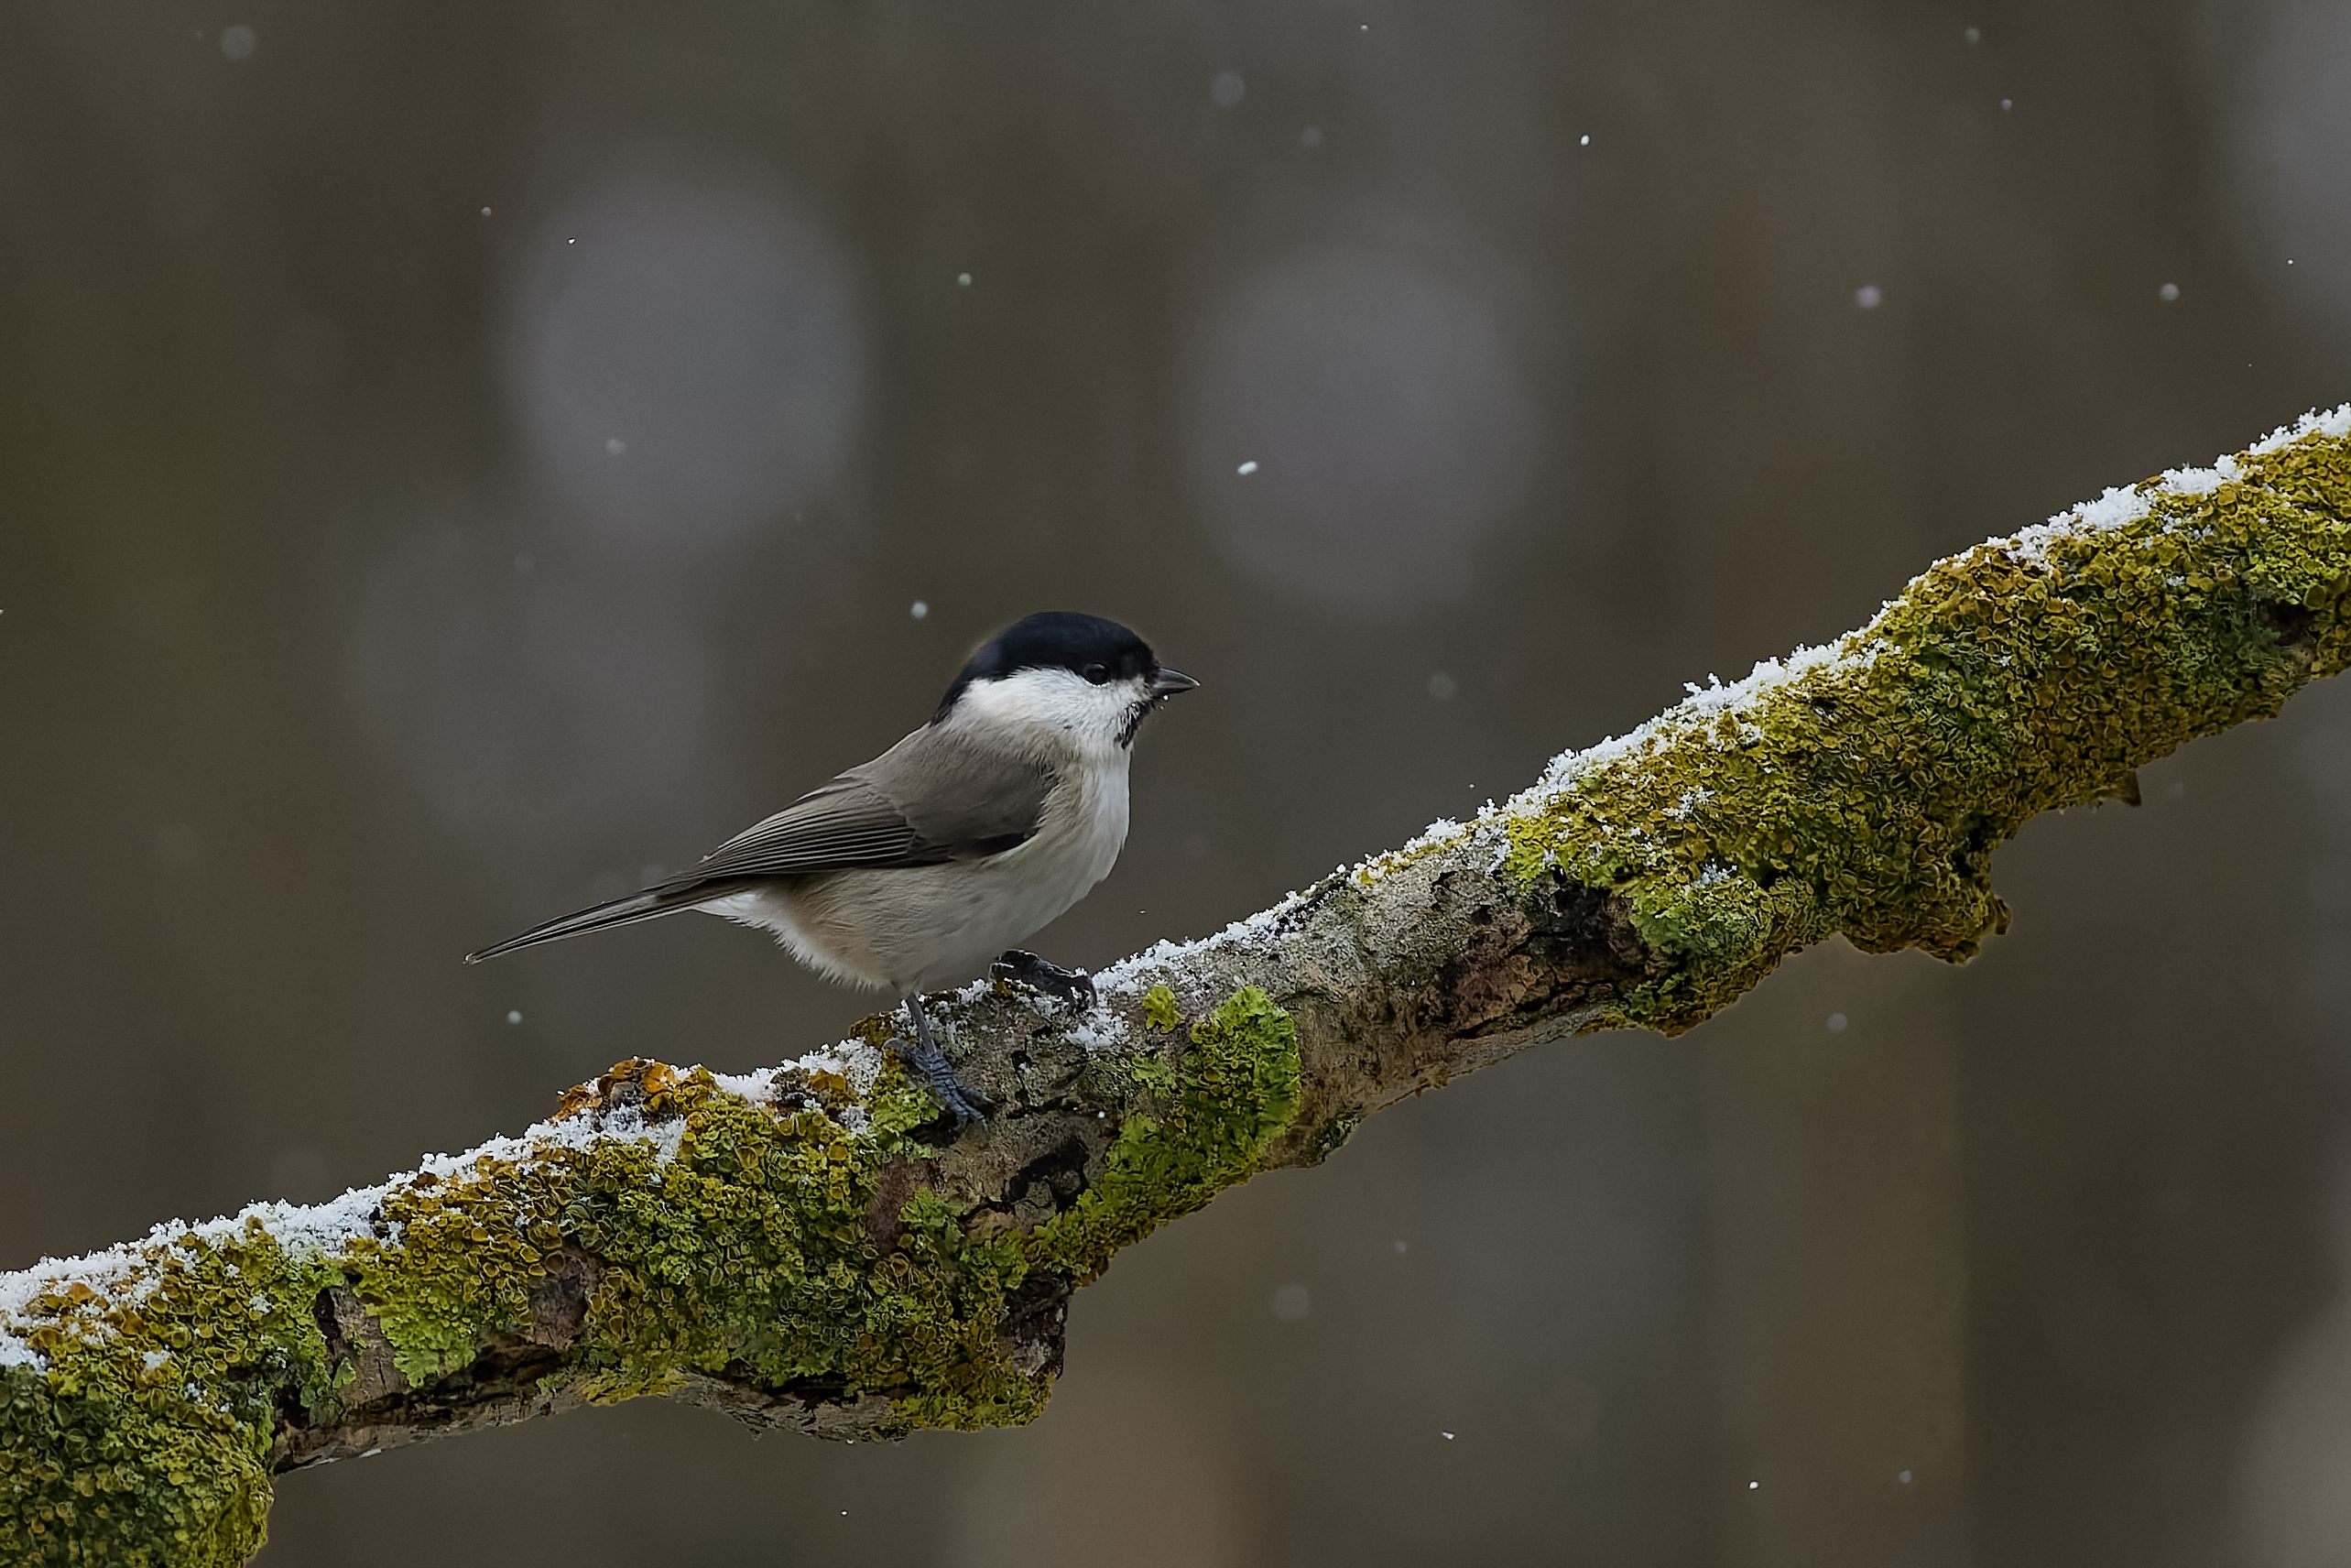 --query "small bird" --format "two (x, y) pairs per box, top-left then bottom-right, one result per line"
(467, 611), (1198, 1129)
